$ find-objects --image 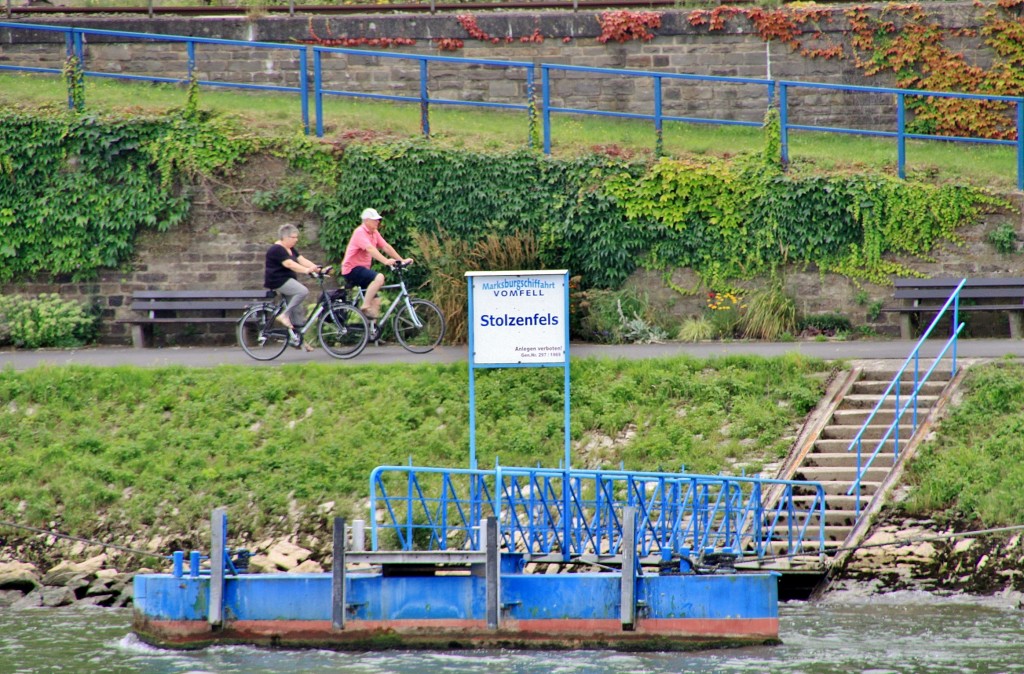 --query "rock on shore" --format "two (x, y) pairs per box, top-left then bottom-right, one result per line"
(830, 511), (1024, 602)
(3, 517), (1023, 610)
